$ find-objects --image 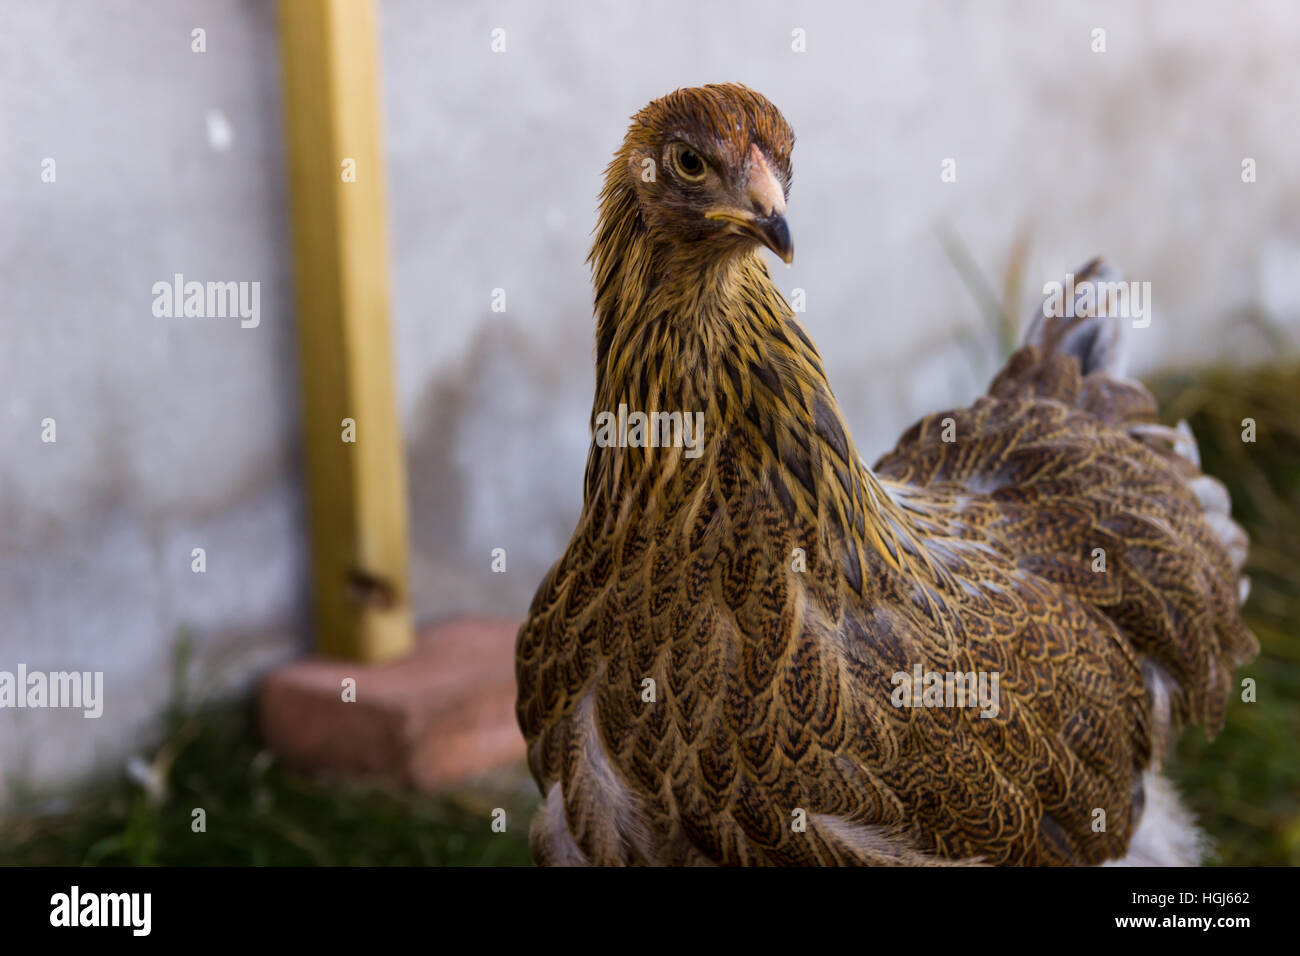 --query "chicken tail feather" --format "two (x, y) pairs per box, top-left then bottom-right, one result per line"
(1021, 257), (1129, 377)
